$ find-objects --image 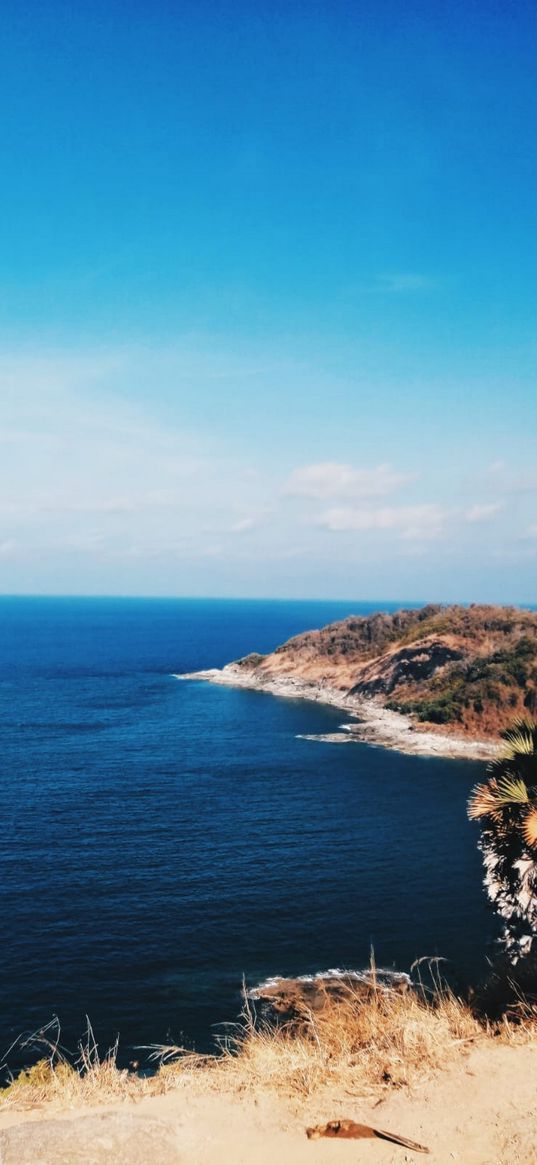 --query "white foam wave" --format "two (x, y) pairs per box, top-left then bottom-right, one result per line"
(171, 669), (222, 680)
(248, 966), (411, 999)
(296, 732), (353, 744)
